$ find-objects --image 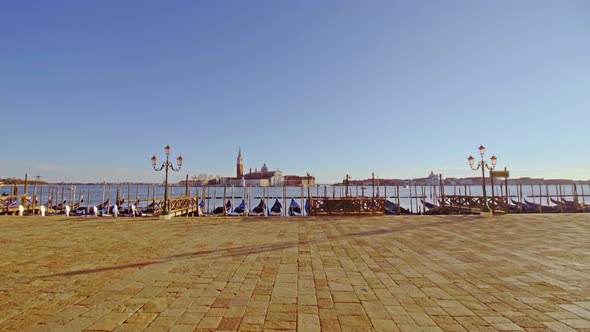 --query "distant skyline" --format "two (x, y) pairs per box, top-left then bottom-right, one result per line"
(1, 1), (589, 183)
